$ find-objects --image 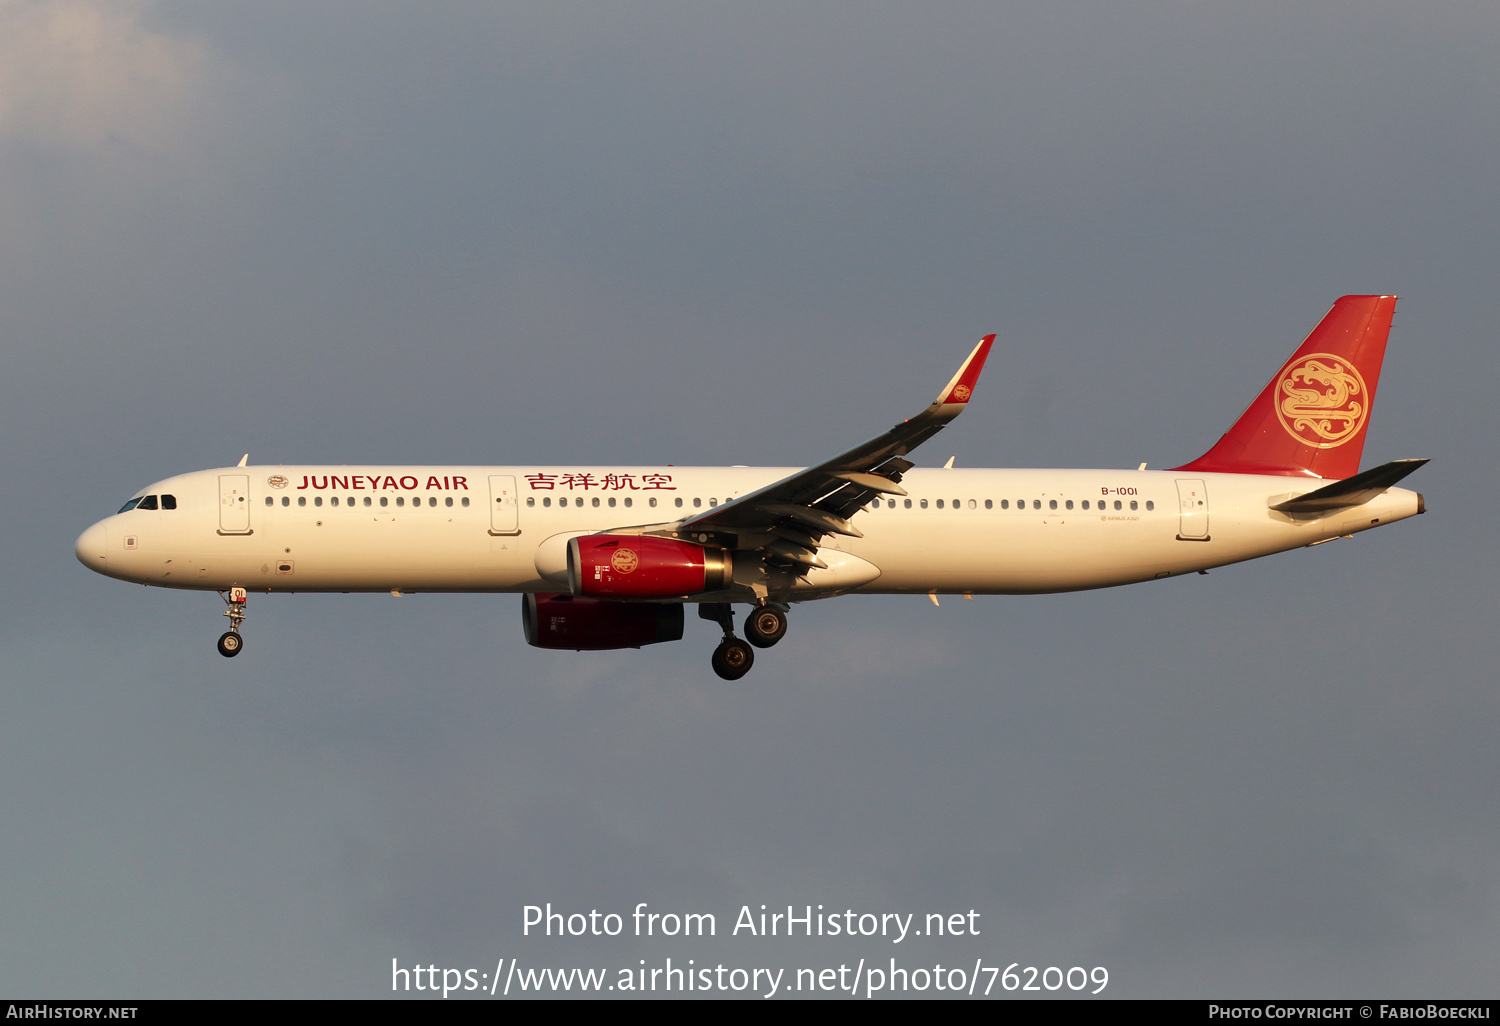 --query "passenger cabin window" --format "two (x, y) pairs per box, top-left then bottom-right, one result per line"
(282, 496), (290, 506)
(265, 496), (273, 506)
